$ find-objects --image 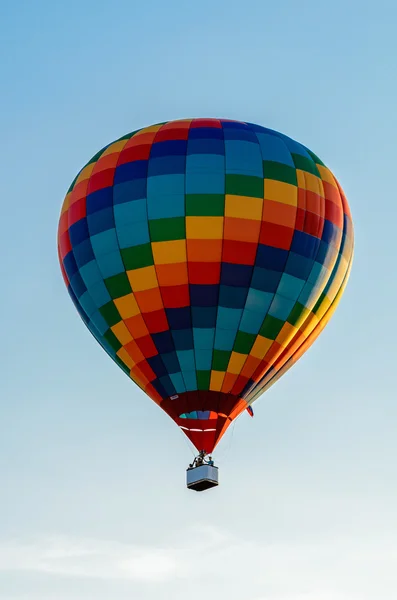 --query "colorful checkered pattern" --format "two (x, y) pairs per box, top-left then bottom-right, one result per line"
(58, 118), (354, 453)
